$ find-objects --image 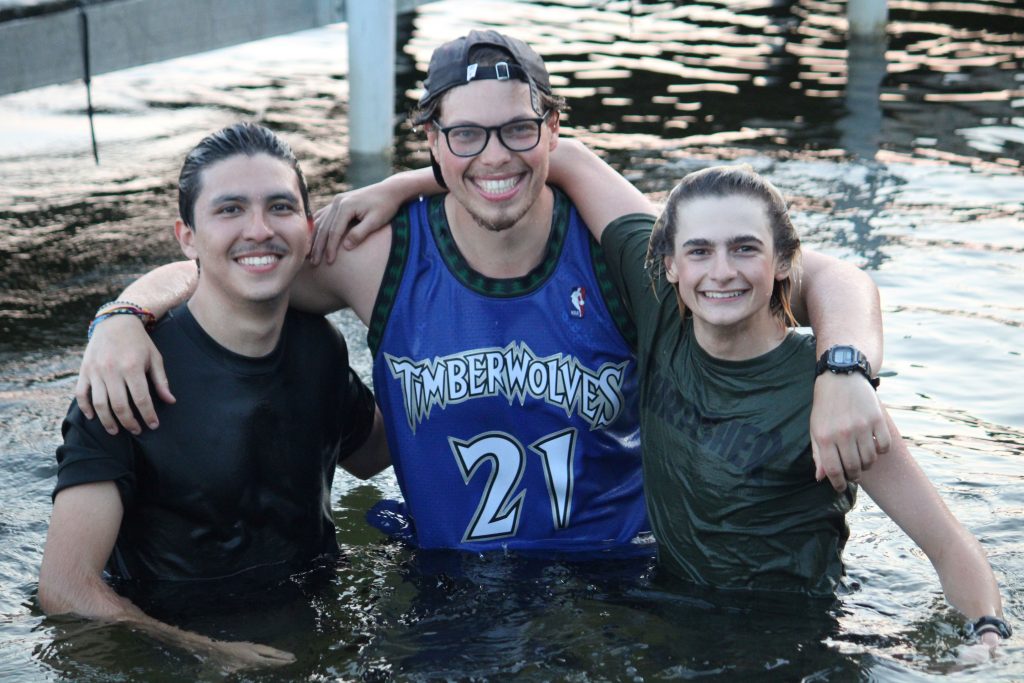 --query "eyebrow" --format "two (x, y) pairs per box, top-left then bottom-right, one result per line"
(682, 234), (765, 248)
(439, 114), (539, 127)
(265, 191), (300, 205)
(209, 191), (300, 205)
